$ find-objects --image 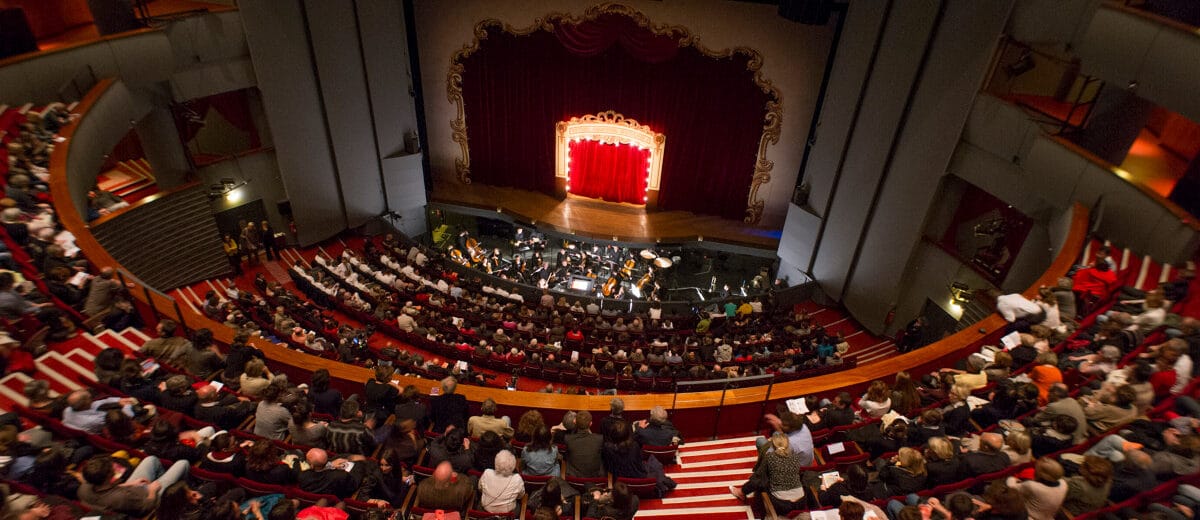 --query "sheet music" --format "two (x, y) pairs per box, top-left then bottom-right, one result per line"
(785, 397), (809, 415)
